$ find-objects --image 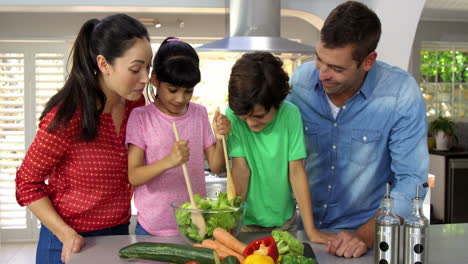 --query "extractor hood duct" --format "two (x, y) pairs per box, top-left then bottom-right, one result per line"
(196, 0), (315, 54)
